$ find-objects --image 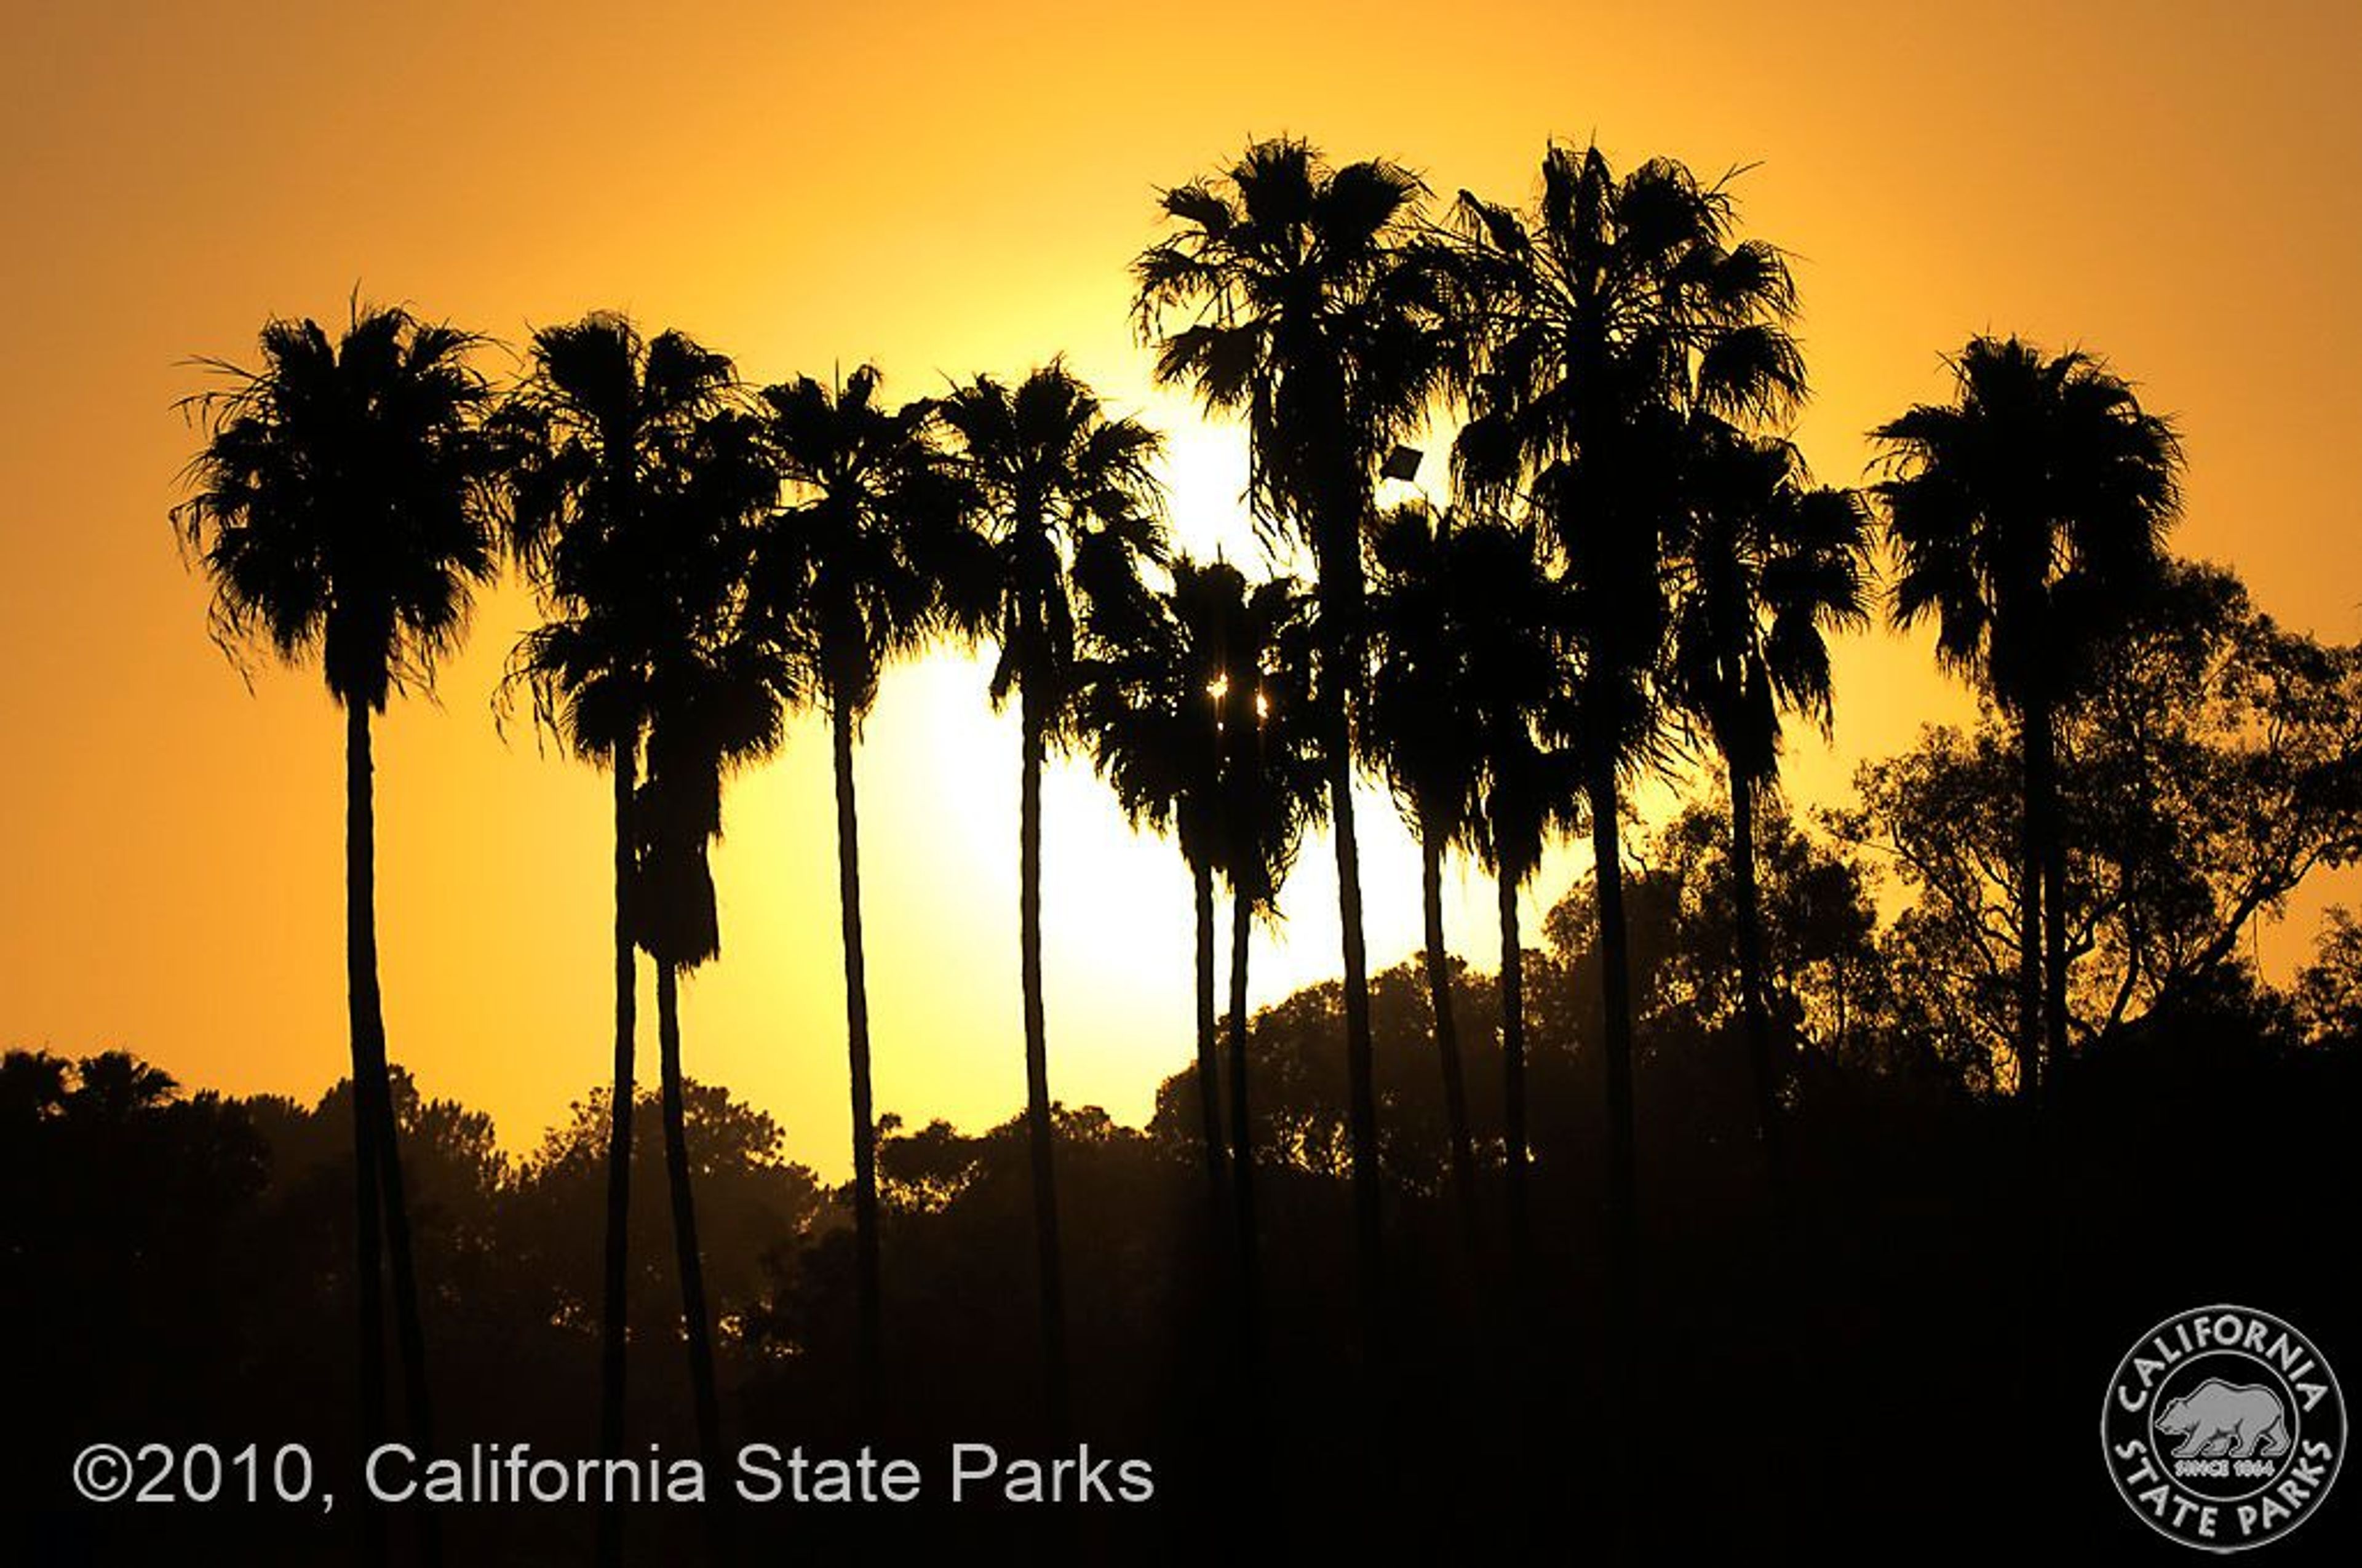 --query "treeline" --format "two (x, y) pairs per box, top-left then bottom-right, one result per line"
(7, 851), (2358, 1558)
(138, 132), (2362, 1562)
